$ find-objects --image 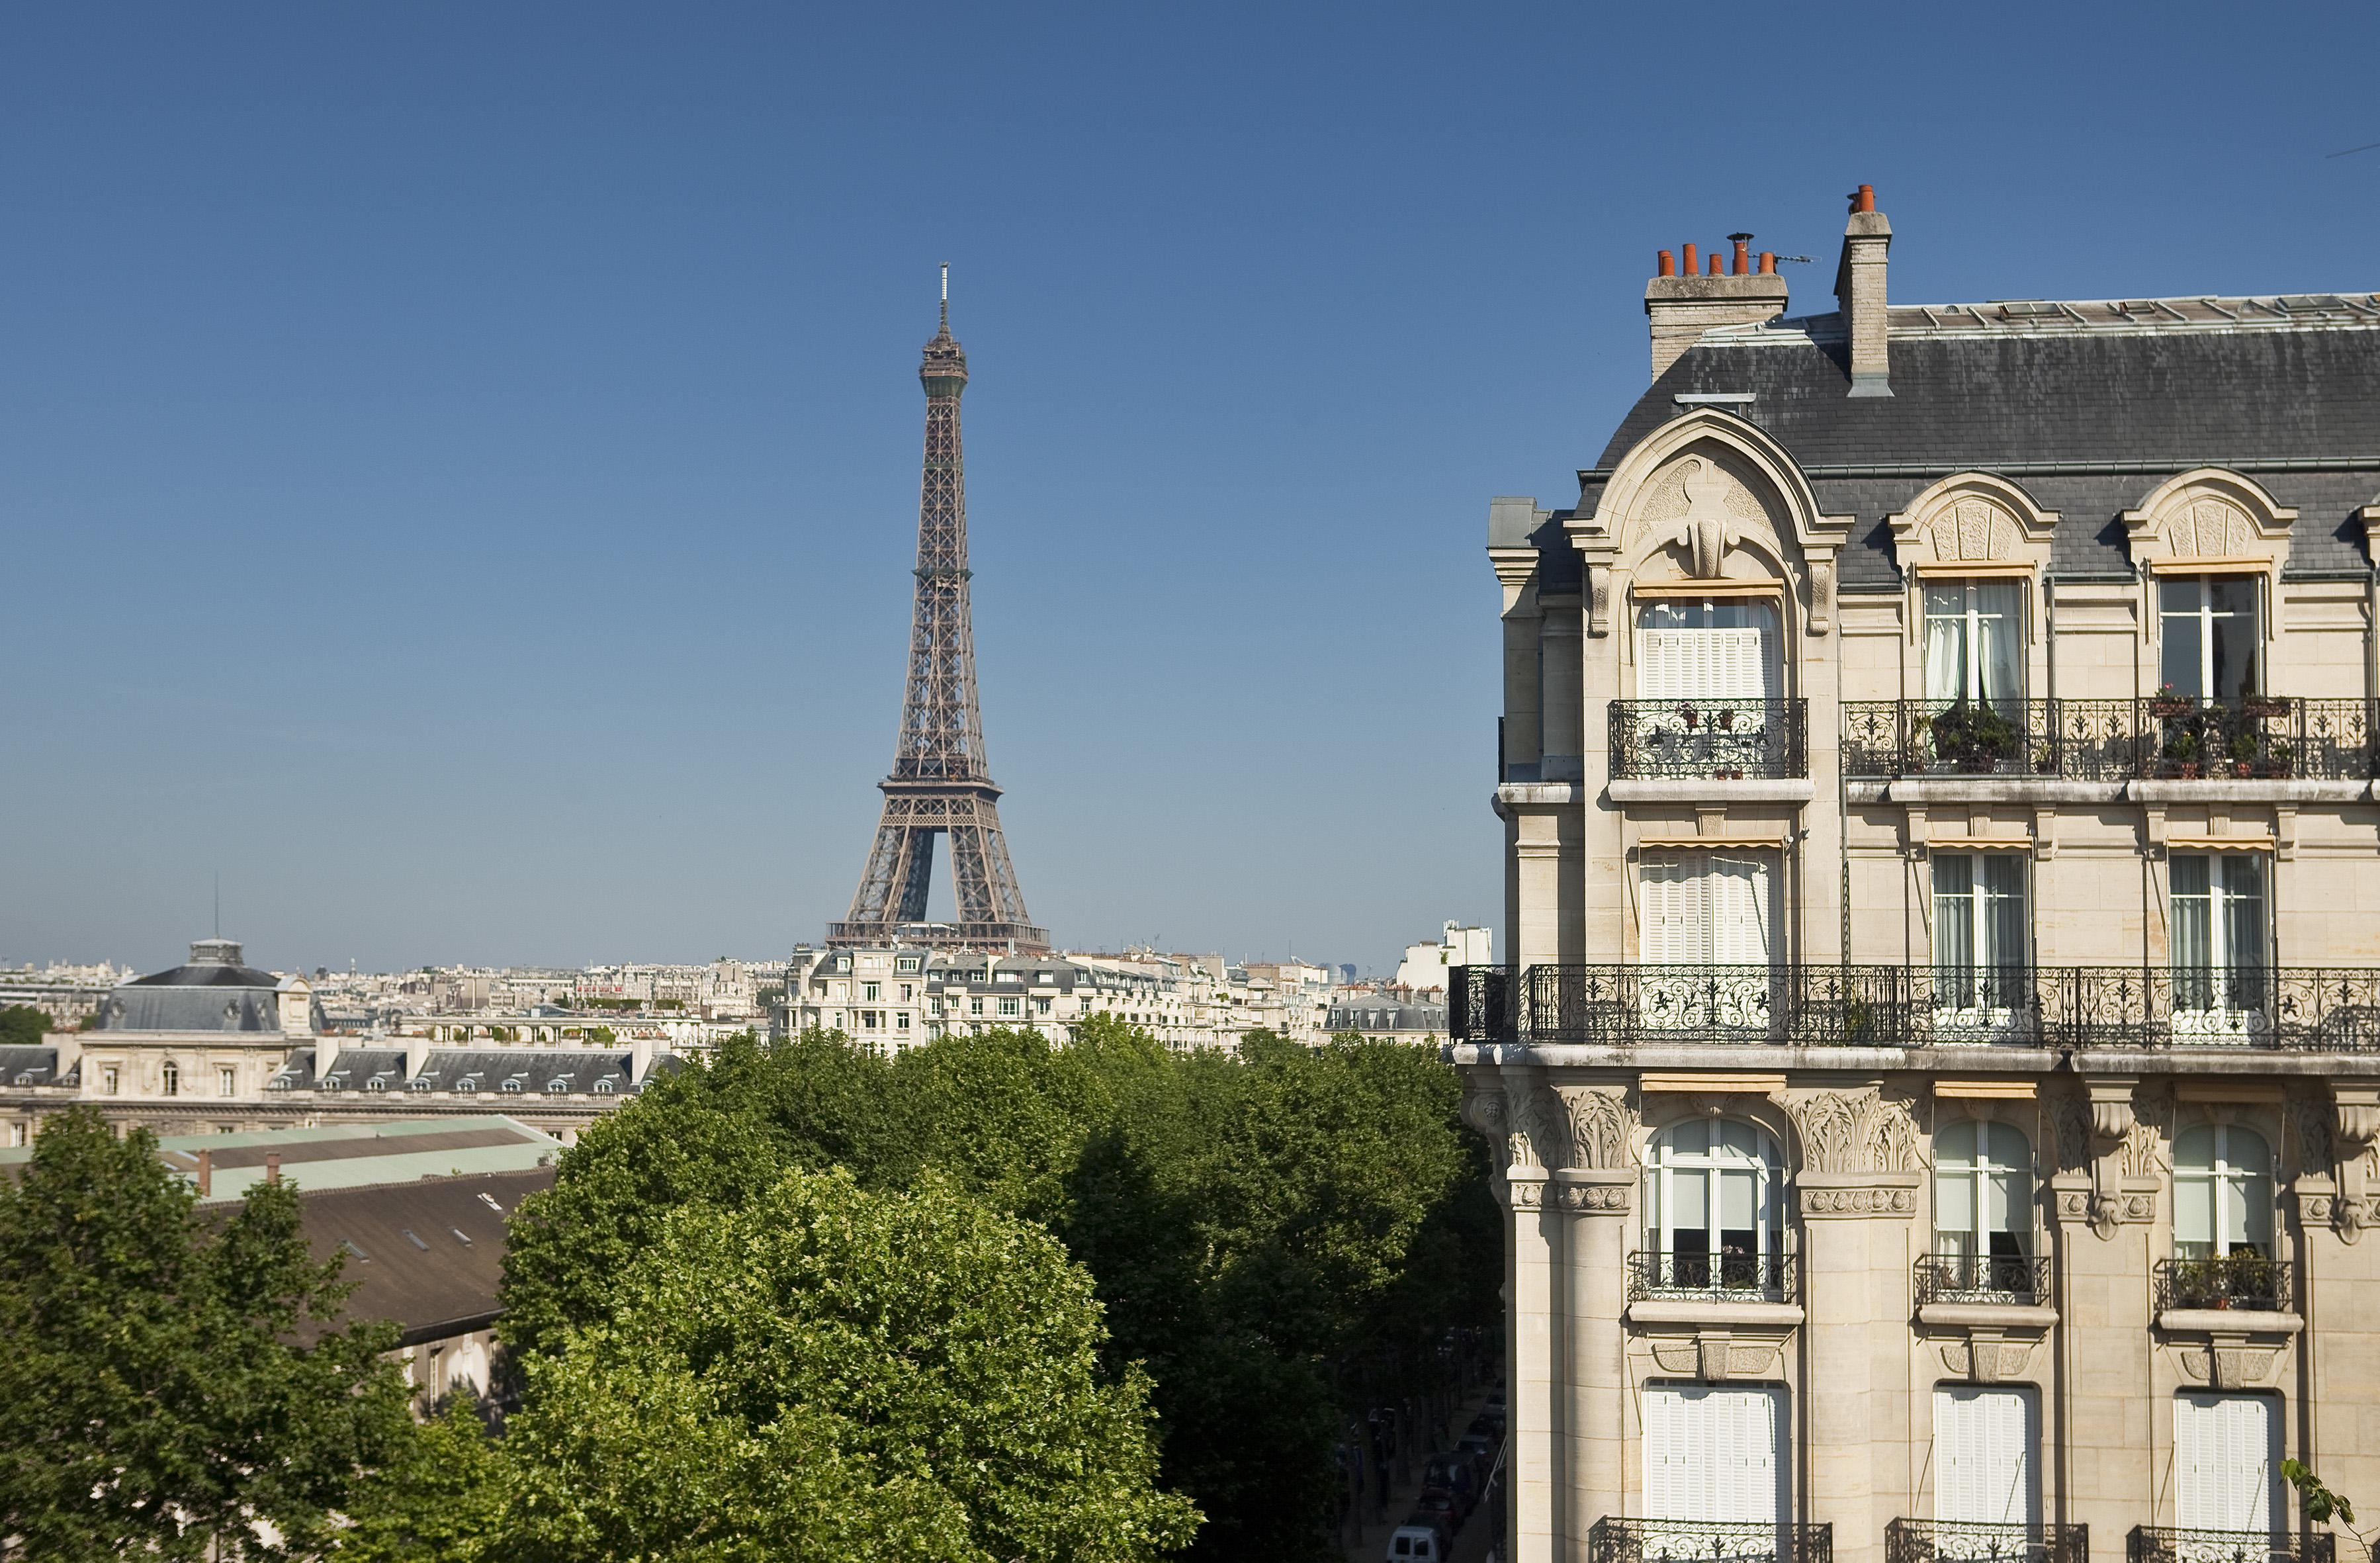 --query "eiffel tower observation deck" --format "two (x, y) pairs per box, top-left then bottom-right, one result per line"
(829, 272), (1047, 954)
